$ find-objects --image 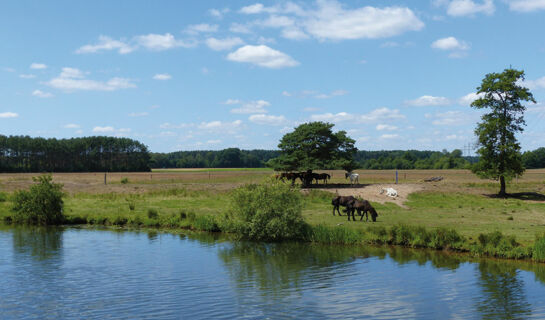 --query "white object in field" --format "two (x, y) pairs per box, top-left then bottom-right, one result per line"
(380, 187), (398, 198)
